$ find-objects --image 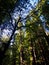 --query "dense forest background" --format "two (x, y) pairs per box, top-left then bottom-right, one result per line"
(0, 0), (49, 65)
